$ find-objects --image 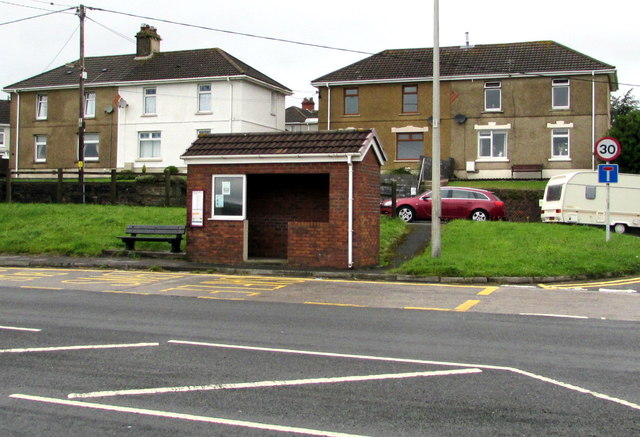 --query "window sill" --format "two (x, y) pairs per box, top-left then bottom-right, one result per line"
(475, 158), (509, 163)
(343, 114), (360, 117)
(196, 111), (213, 115)
(548, 157), (571, 162)
(399, 112), (420, 116)
(394, 159), (420, 162)
(141, 114), (157, 117)
(550, 108), (571, 111)
(136, 158), (162, 162)
(482, 109), (503, 113)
